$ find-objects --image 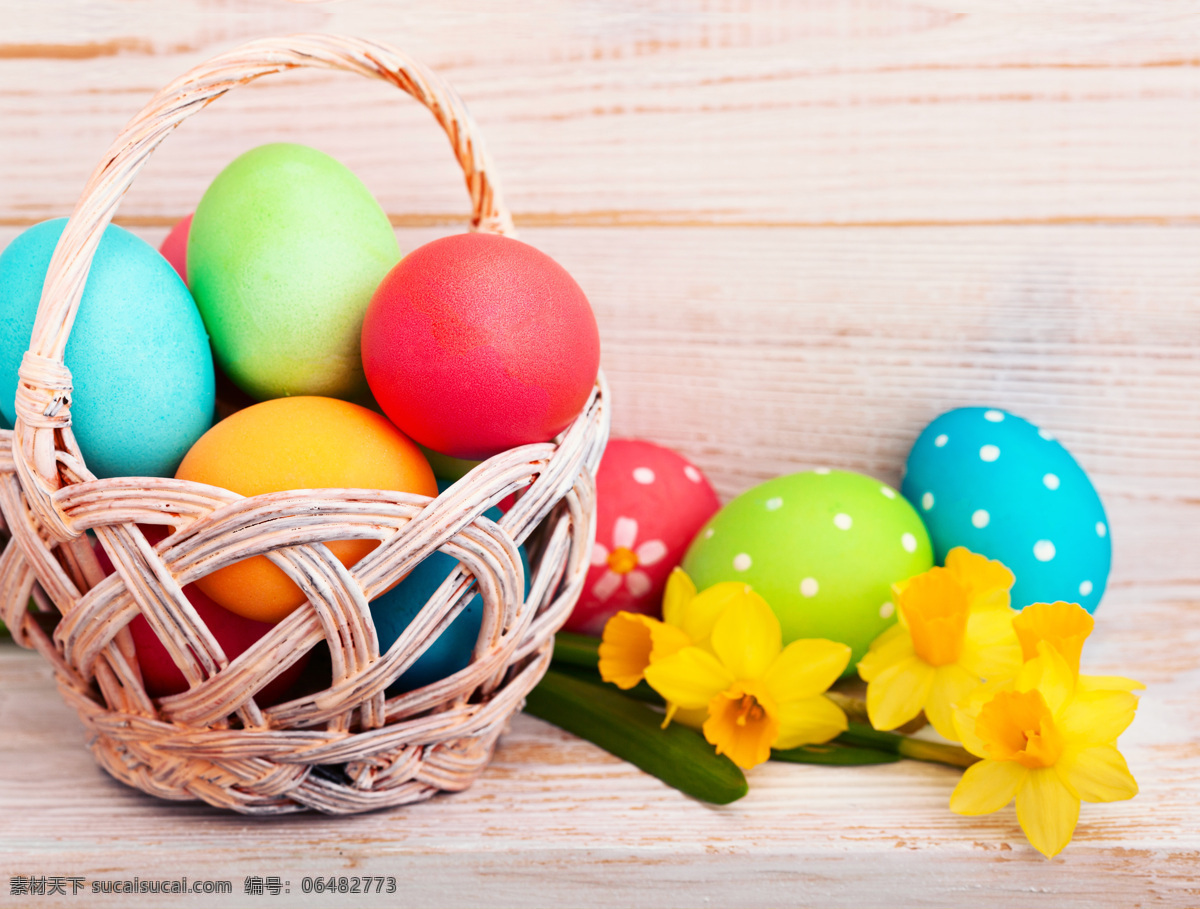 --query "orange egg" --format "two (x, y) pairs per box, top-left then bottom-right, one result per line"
(176, 396), (437, 622)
